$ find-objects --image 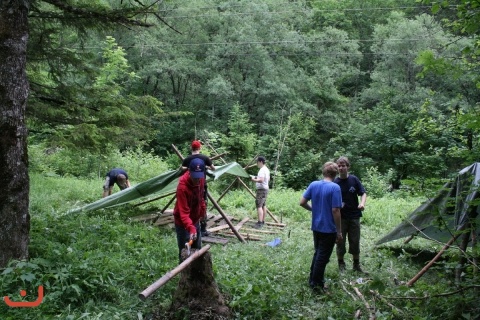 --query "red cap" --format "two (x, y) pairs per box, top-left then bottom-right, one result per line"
(191, 140), (201, 150)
